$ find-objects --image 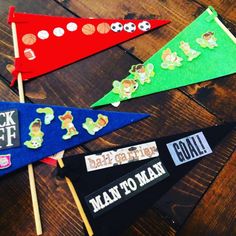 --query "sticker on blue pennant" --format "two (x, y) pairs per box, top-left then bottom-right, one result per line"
(0, 109), (20, 151)
(166, 131), (212, 166)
